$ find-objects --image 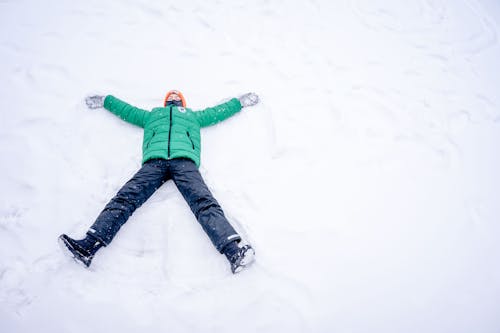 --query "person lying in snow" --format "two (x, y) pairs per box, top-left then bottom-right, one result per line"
(59, 90), (259, 274)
